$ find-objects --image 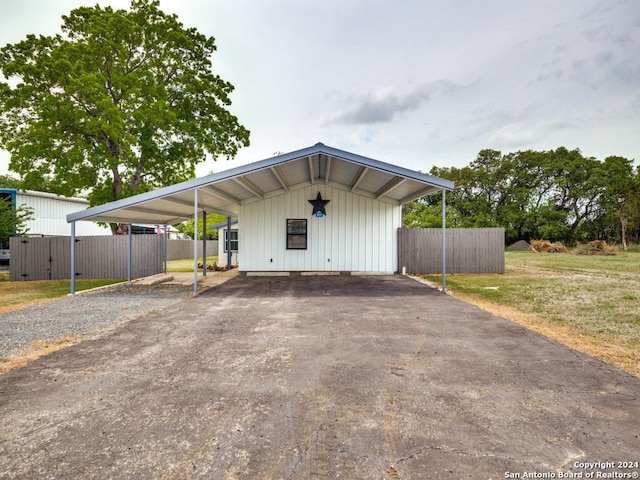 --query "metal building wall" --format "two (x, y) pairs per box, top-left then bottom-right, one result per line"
(240, 184), (401, 272)
(16, 191), (110, 236)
